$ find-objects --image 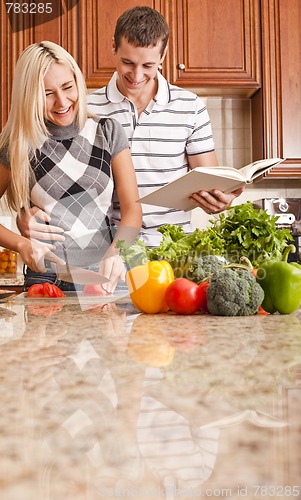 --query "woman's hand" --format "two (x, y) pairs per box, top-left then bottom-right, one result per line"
(17, 237), (65, 272)
(98, 252), (126, 293)
(189, 187), (244, 215)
